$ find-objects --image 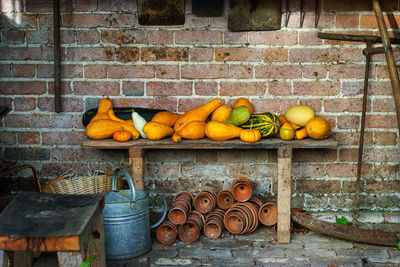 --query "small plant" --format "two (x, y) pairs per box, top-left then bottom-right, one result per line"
(336, 216), (350, 226)
(80, 256), (96, 267)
